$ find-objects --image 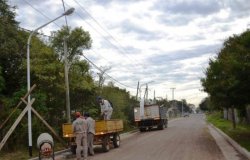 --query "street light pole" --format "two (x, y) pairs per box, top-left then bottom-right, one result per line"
(170, 87), (175, 100)
(182, 100), (183, 117)
(170, 87), (176, 116)
(26, 7), (74, 157)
